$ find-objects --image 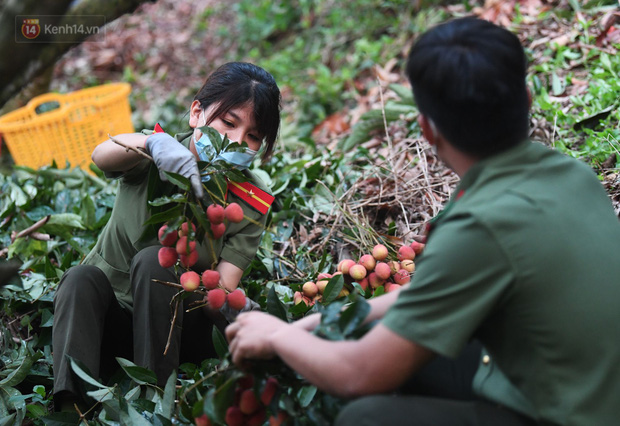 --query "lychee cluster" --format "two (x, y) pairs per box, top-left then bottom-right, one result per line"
(178, 268), (248, 310)
(294, 241), (425, 305)
(223, 376), (287, 426)
(207, 202), (245, 239)
(157, 221), (199, 269)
